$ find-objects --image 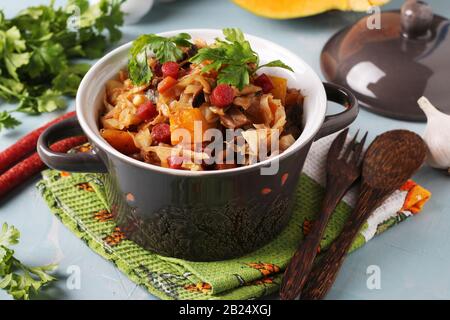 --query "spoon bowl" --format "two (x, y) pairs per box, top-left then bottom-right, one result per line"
(363, 130), (427, 188)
